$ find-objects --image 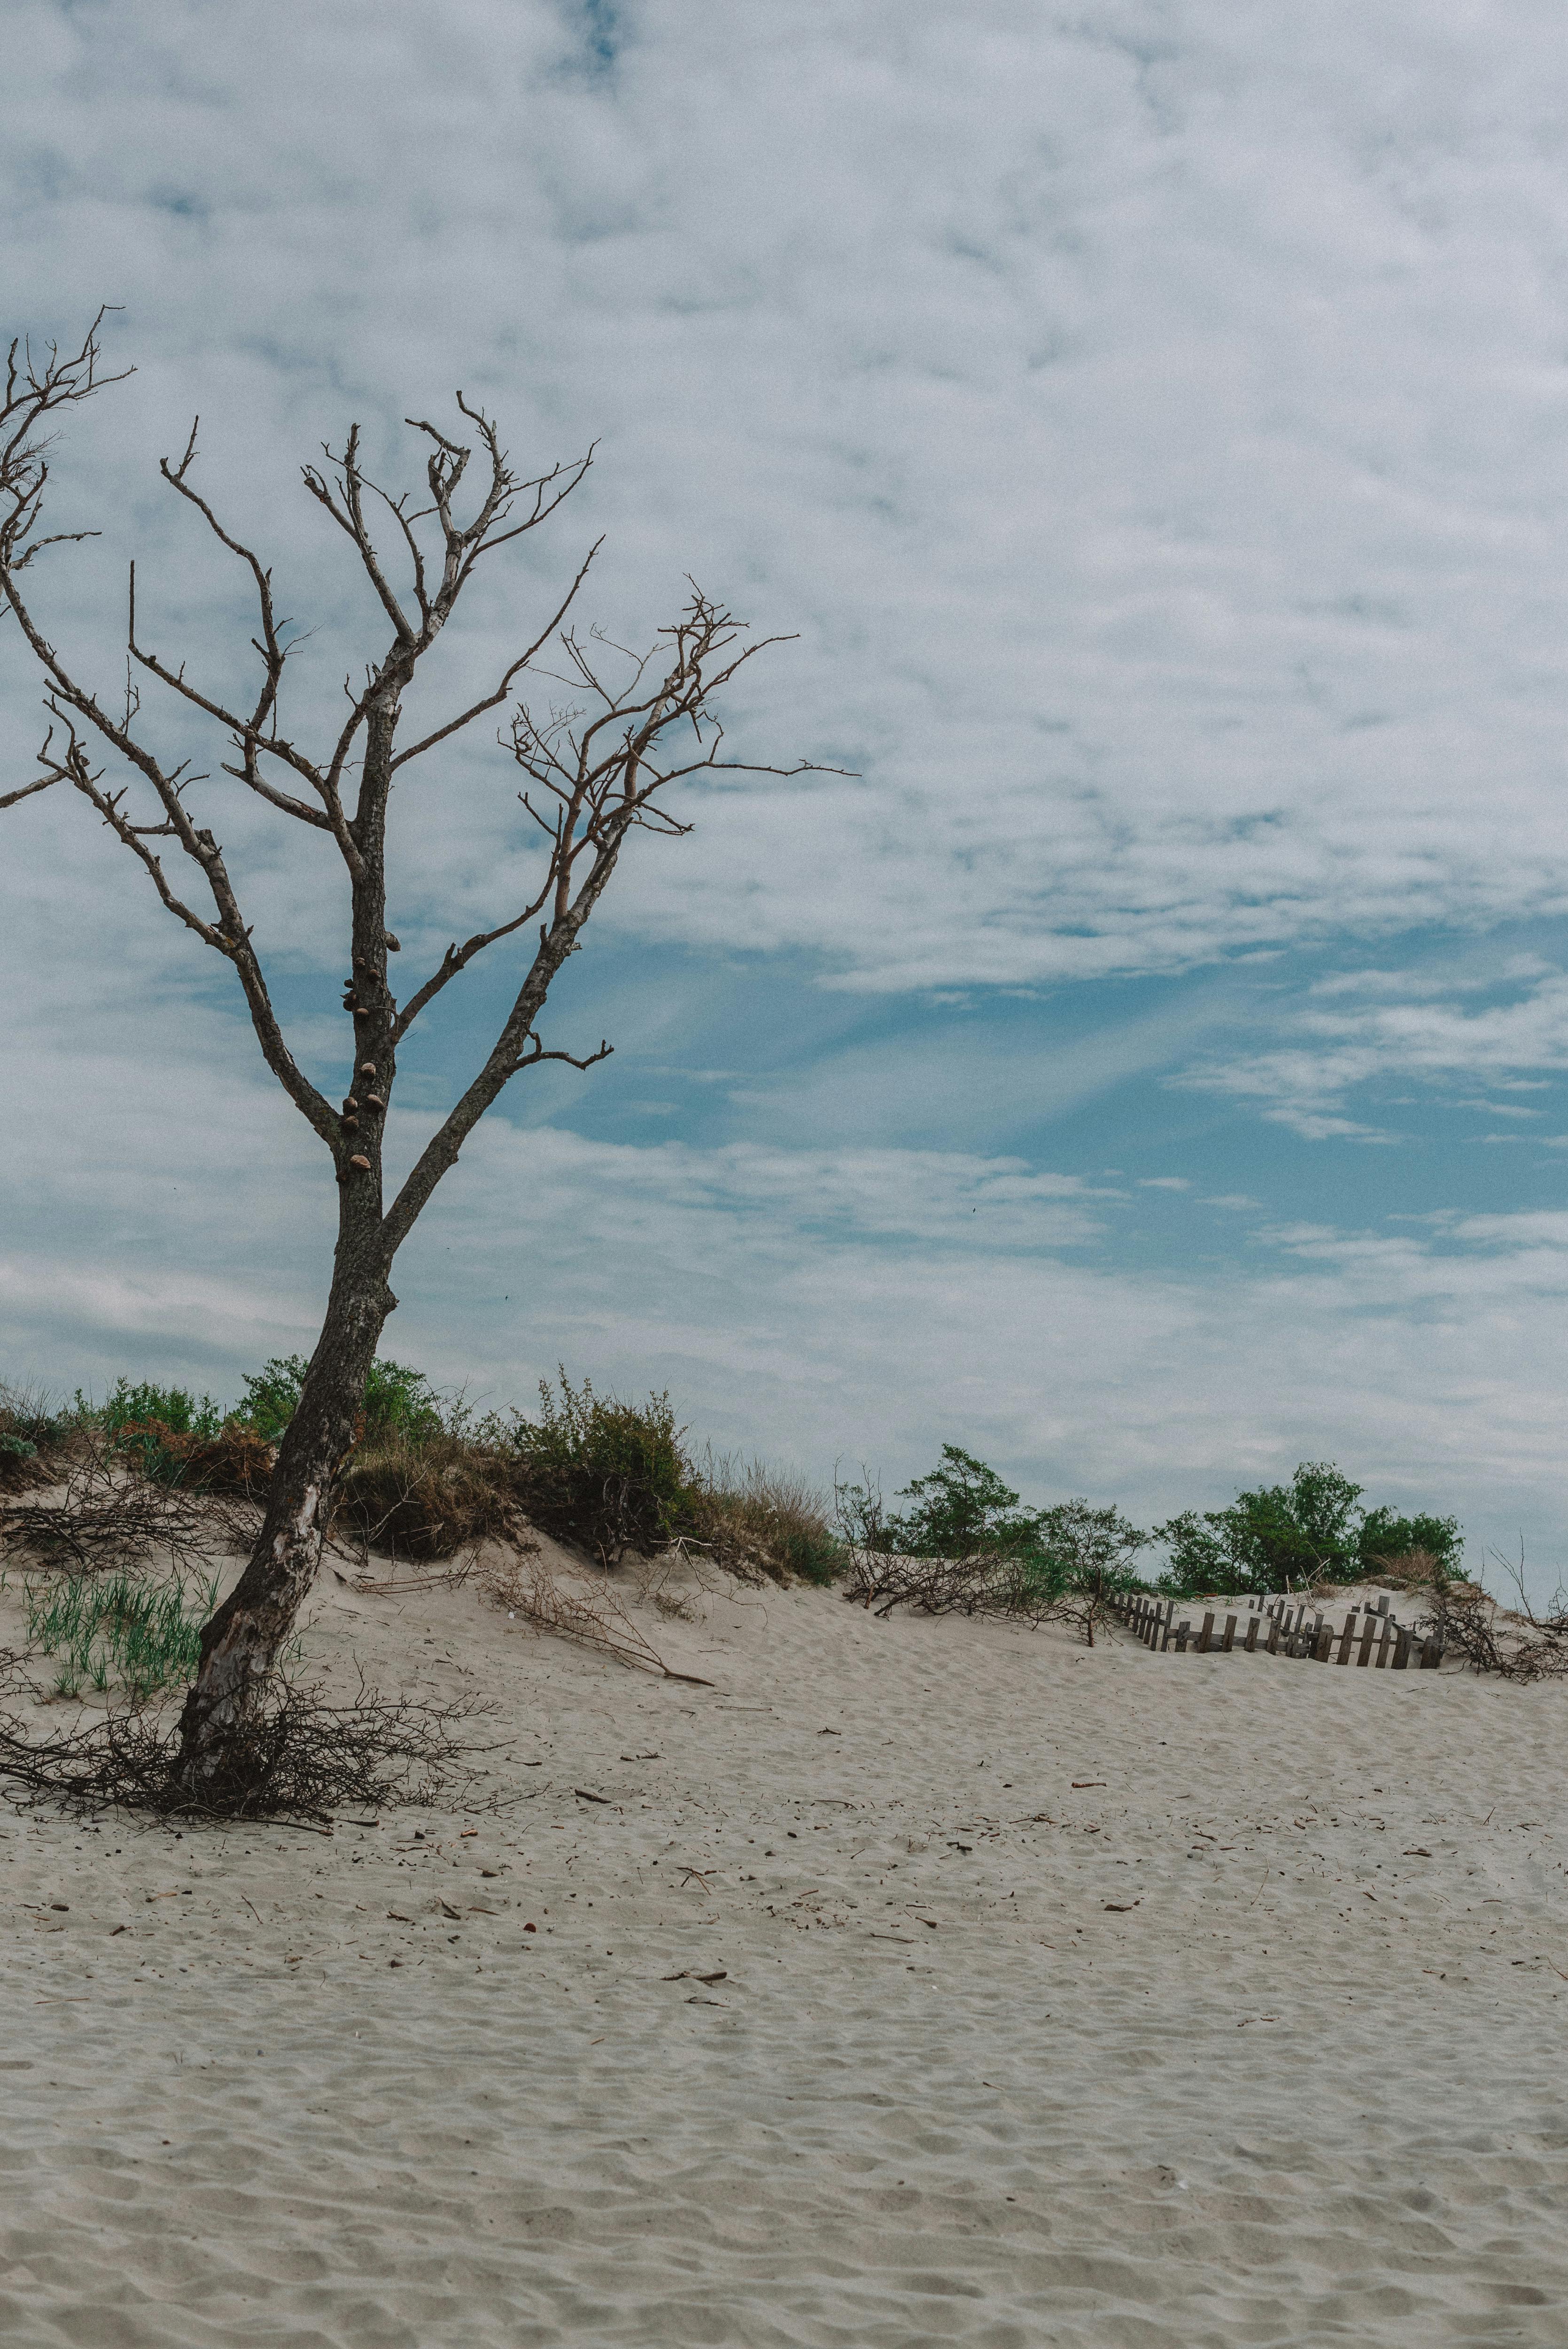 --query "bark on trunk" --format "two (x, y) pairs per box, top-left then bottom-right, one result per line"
(175, 682), (406, 1787)
(173, 1252), (394, 1782)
